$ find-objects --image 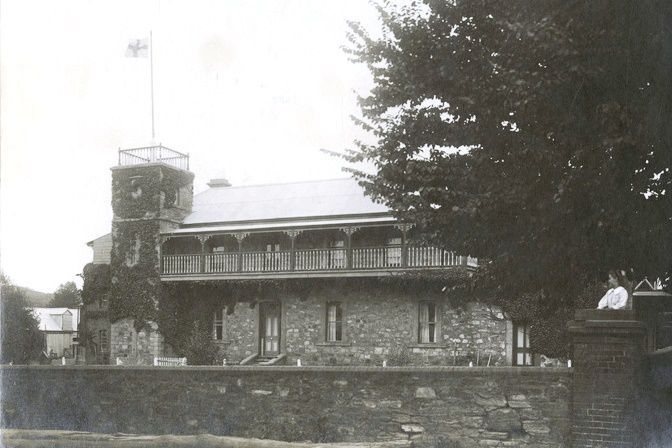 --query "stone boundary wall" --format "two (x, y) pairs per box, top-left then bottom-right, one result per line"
(1, 366), (571, 448)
